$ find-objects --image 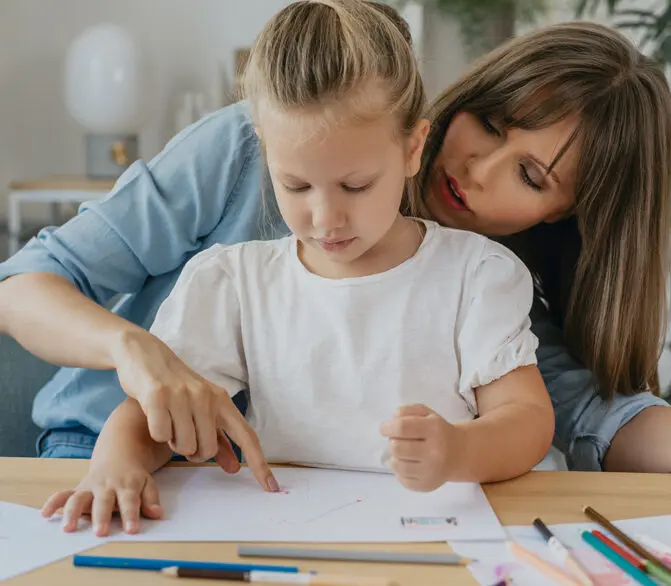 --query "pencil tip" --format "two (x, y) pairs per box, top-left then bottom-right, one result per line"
(162, 566), (179, 577)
